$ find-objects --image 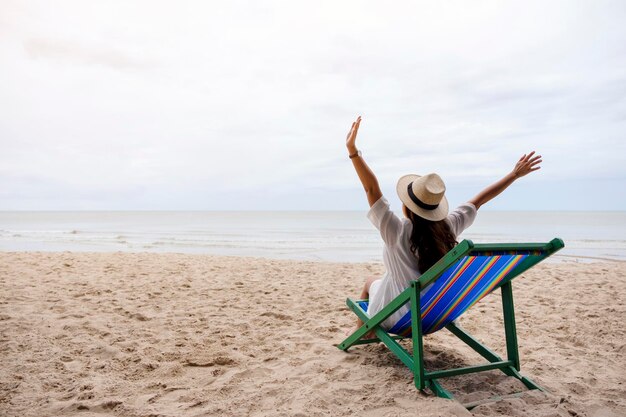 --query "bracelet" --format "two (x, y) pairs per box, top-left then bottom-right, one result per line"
(349, 150), (361, 159)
